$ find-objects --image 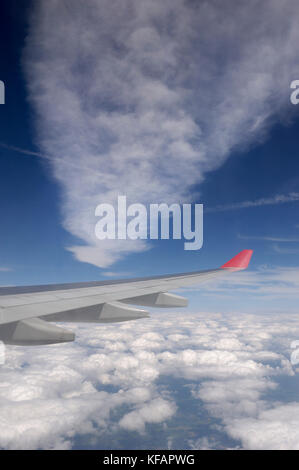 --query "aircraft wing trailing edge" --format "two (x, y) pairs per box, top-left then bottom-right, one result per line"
(0, 250), (253, 346)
